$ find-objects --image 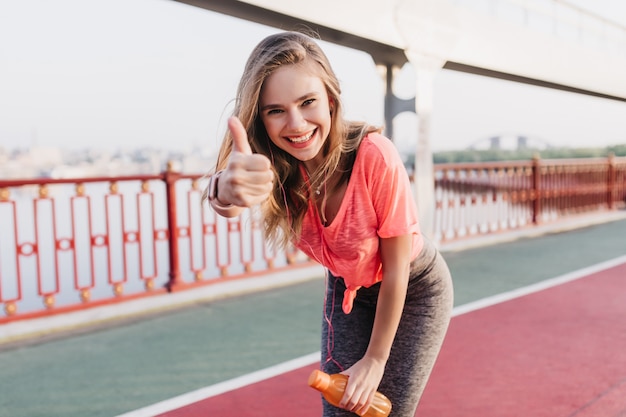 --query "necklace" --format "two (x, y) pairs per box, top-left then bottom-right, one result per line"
(304, 165), (324, 196)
